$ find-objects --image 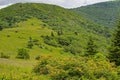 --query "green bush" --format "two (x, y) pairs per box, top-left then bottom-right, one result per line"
(0, 52), (10, 59)
(16, 48), (30, 59)
(64, 43), (82, 54)
(27, 41), (33, 49)
(33, 59), (49, 75)
(43, 36), (59, 47)
(35, 55), (41, 60)
(0, 25), (3, 31)
(93, 53), (107, 61)
(57, 36), (71, 46)
(85, 38), (98, 57)
(27, 37), (34, 49)
(109, 20), (120, 66)
(33, 56), (118, 80)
